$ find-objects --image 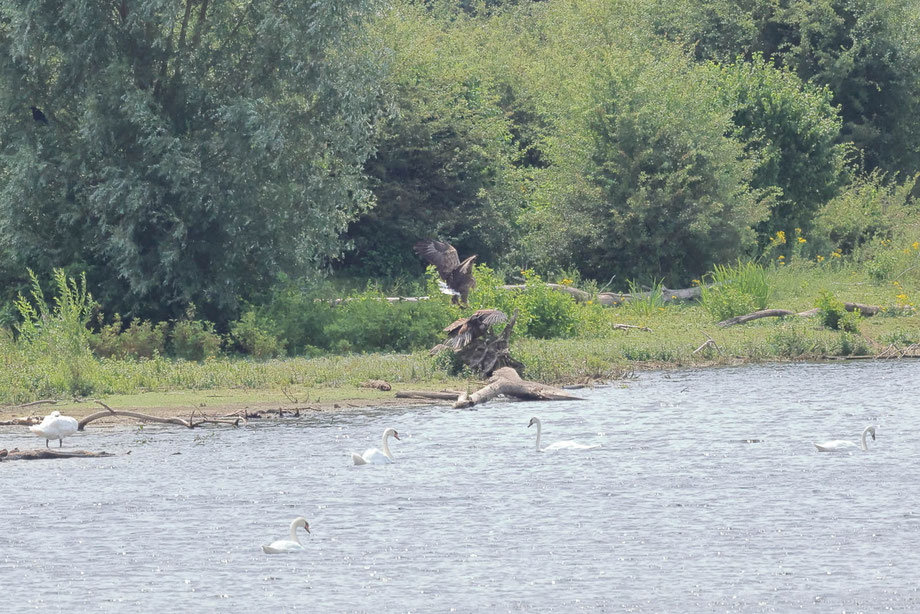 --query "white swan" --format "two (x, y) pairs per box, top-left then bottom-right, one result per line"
(528, 417), (599, 452)
(29, 411), (79, 448)
(351, 427), (400, 465)
(814, 425), (878, 452)
(262, 517), (310, 554)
